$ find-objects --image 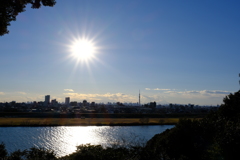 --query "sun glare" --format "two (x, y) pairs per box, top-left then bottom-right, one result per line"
(71, 39), (96, 60)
